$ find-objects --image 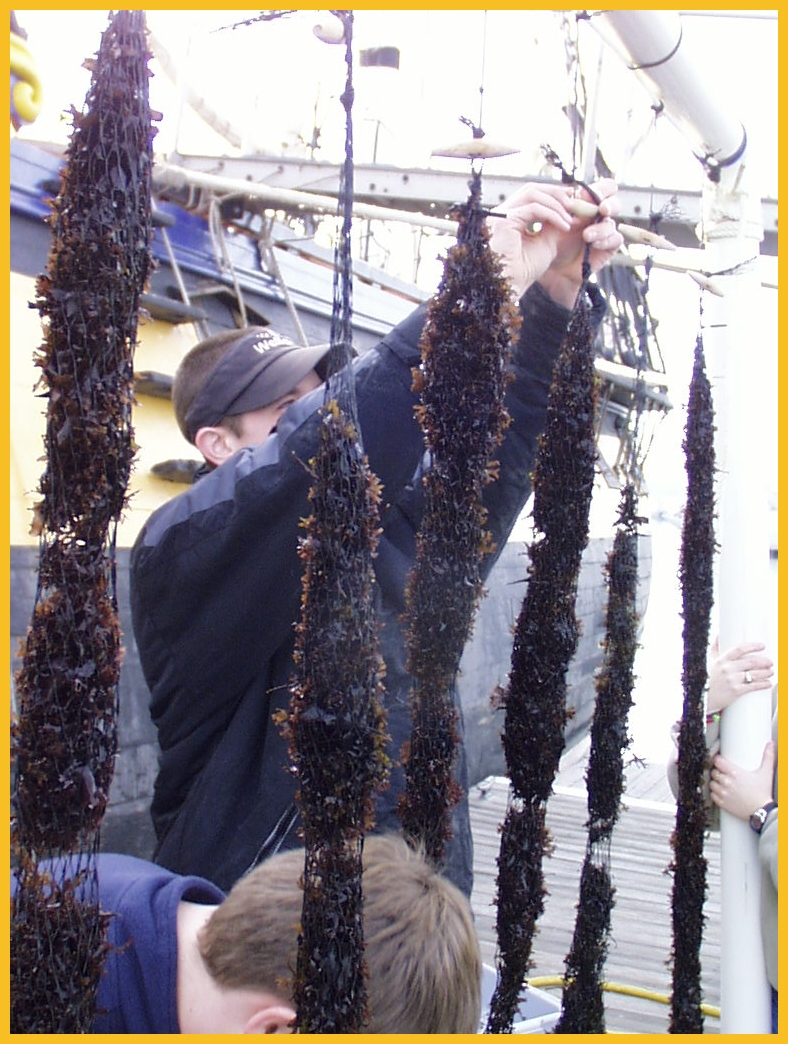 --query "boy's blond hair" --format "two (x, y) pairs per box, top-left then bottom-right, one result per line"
(198, 832), (482, 1033)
